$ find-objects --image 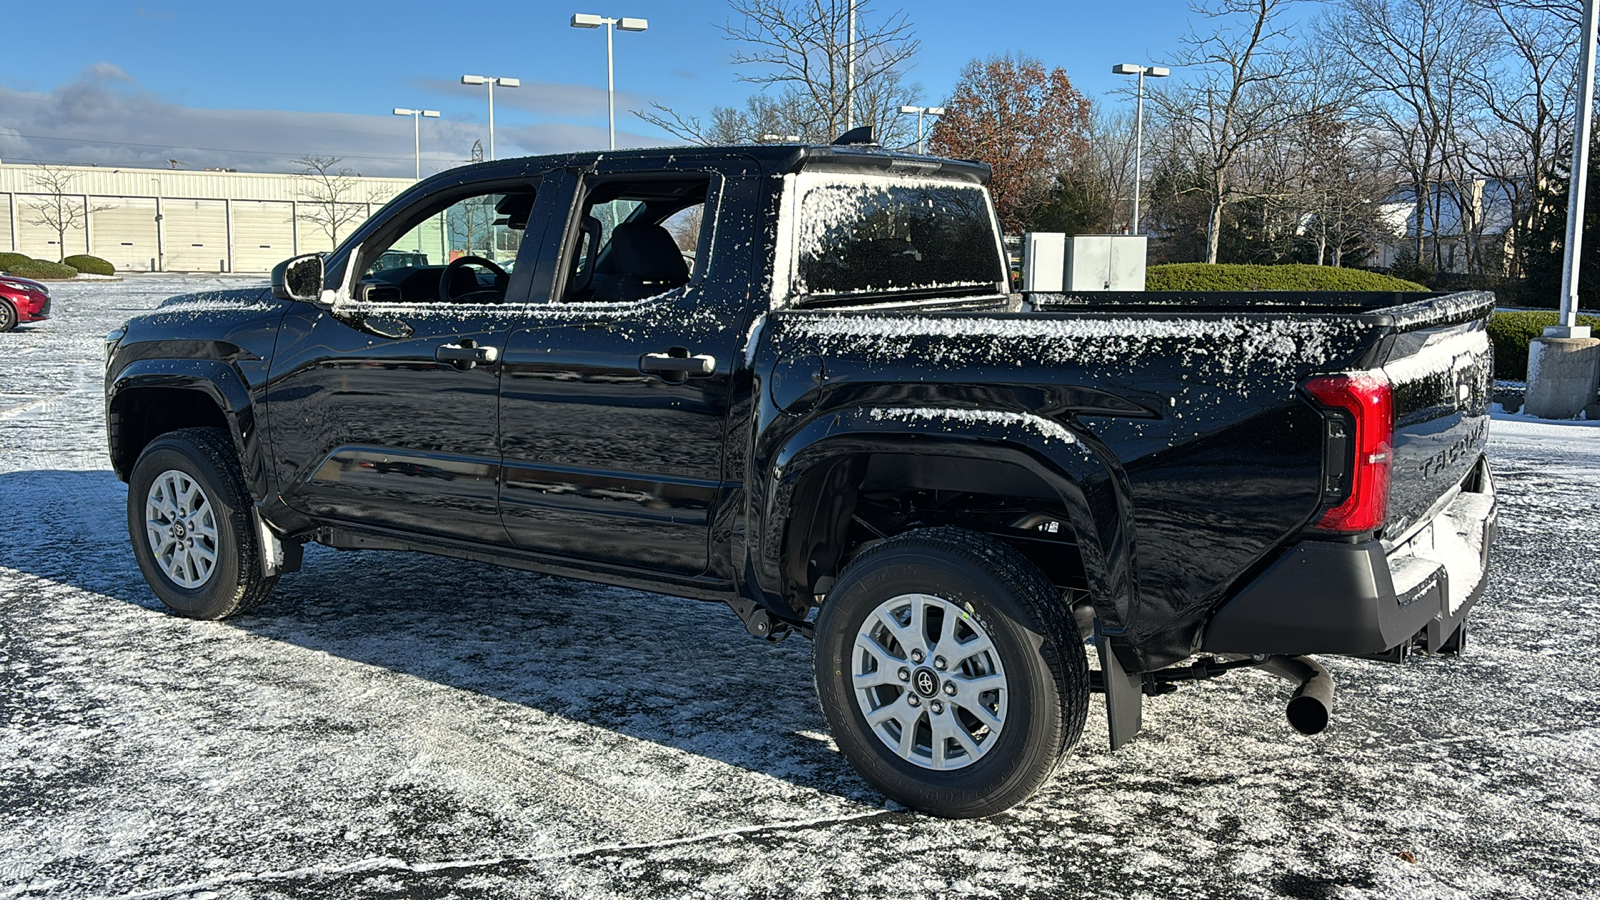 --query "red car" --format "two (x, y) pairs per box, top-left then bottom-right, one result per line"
(0, 273), (51, 331)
